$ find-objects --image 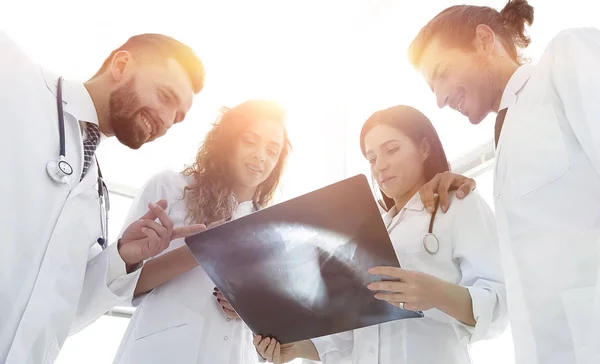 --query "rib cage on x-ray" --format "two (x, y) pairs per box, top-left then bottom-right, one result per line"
(268, 222), (350, 313)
